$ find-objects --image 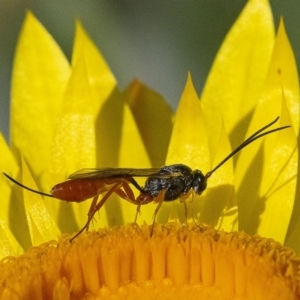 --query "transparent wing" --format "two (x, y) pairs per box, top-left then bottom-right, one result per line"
(68, 167), (180, 180)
